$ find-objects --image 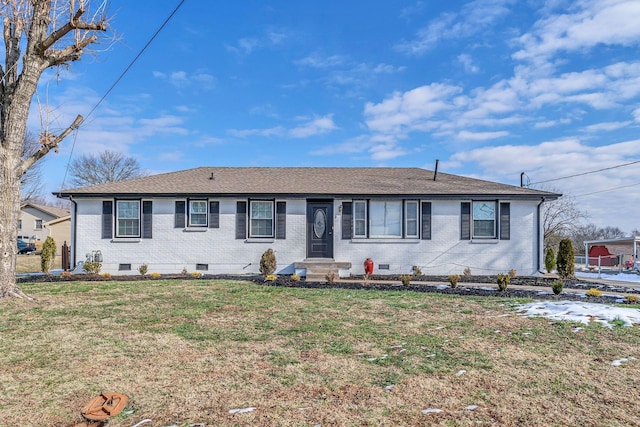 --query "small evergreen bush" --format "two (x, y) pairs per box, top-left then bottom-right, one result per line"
(412, 265), (422, 276)
(101, 272), (111, 279)
(545, 247), (556, 273)
(325, 271), (336, 284)
(291, 273), (300, 282)
(138, 263), (148, 276)
(552, 279), (564, 295)
(149, 272), (161, 279)
(190, 271), (202, 278)
(496, 273), (510, 291)
(40, 236), (56, 274)
(556, 238), (575, 279)
(260, 248), (277, 276)
(624, 294), (639, 304)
